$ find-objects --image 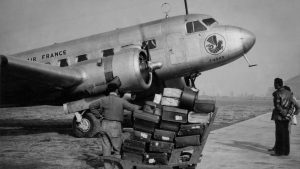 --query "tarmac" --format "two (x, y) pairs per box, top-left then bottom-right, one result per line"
(199, 112), (300, 169)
